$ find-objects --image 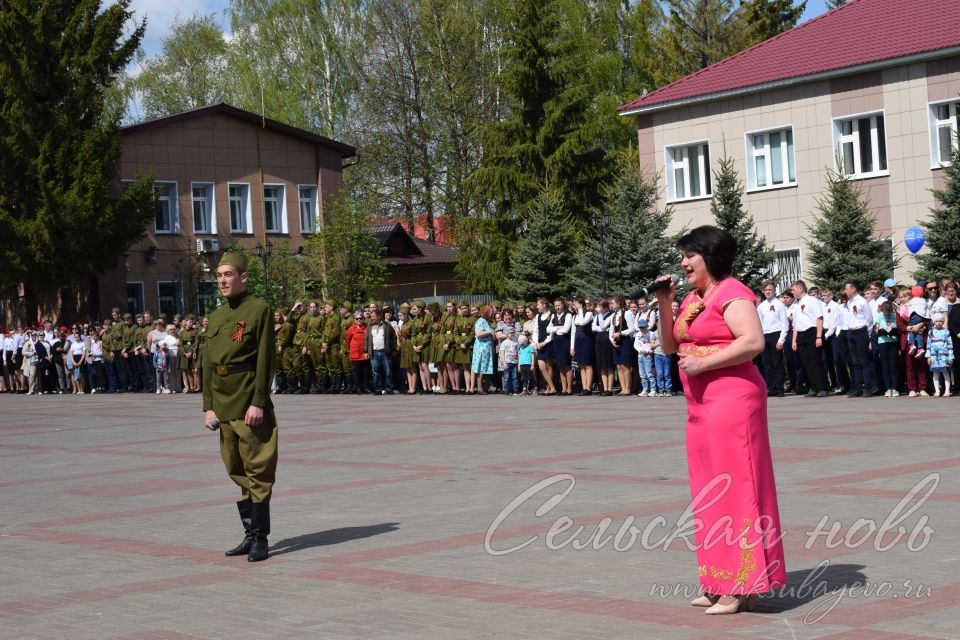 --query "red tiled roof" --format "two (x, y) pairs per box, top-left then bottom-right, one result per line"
(619, 0), (960, 115)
